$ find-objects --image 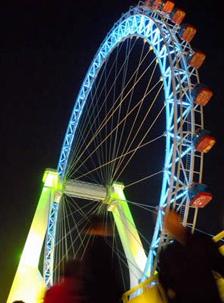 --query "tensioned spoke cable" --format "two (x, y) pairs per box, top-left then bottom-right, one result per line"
(74, 134), (163, 180)
(73, 224), (91, 259)
(61, 201), (66, 276)
(54, 201), (63, 282)
(79, 231), (93, 260)
(67, 198), (100, 236)
(112, 217), (116, 258)
(107, 242), (141, 281)
(54, 200), (99, 247)
(81, 123), (104, 182)
(66, 49), (156, 178)
(114, 102), (166, 182)
(56, 198), (94, 223)
(92, 64), (110, 183)
(69, 41), (145, 165)
(62, 198), (69, 260)
(66, 147), (102, 183)
(53, 202), (102, 272)
(54, 202), (60, 277)
(72, 50), (155, 171)
(115, 80), (164, 179)
(110, 77), (164, 181)
(113, 59), (159, 179)
(81, 204), (145, 278)
(63, 200), (68, 261)
(109, 198), (158, 228)
(124, 170), (163, 189)
(54, 224), (89, 273)
(103, 38), (132, 182)
(110, 40), (147, 180)
(77, 204), (107, 260)
(67, 39), (140, 171)
(107, 43), (120, 184)
(113, 80), (164, 179)
(118, 205), (151, 246)
(90, 97), (105, 182)
(113, 235), (126, 289)
(68, 42), (124, 159)
(58, 206), (63, 281)
(122, 199), (157, 210)
(69, 197), (93, 221)
(104, 63), (109, 182)
(103, 204), (150, 261)
(64, 199), (76, 257)
(82, 160), (102, 184)
(65, 197), (86, 250)
(98, 209), (146, 278)
(60, 202), (65, 276)
(67, 199), (101, 232)
(54, 43), (170, 282)
(55, 200), (153, 283)
(194, 227), (220, 240)
(71, 77), (162, 177)
(109, 37), (134, 182)
(59, 201), (64, 275)
(104, 231), (147, 280)
(105, 237), (141, 280)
